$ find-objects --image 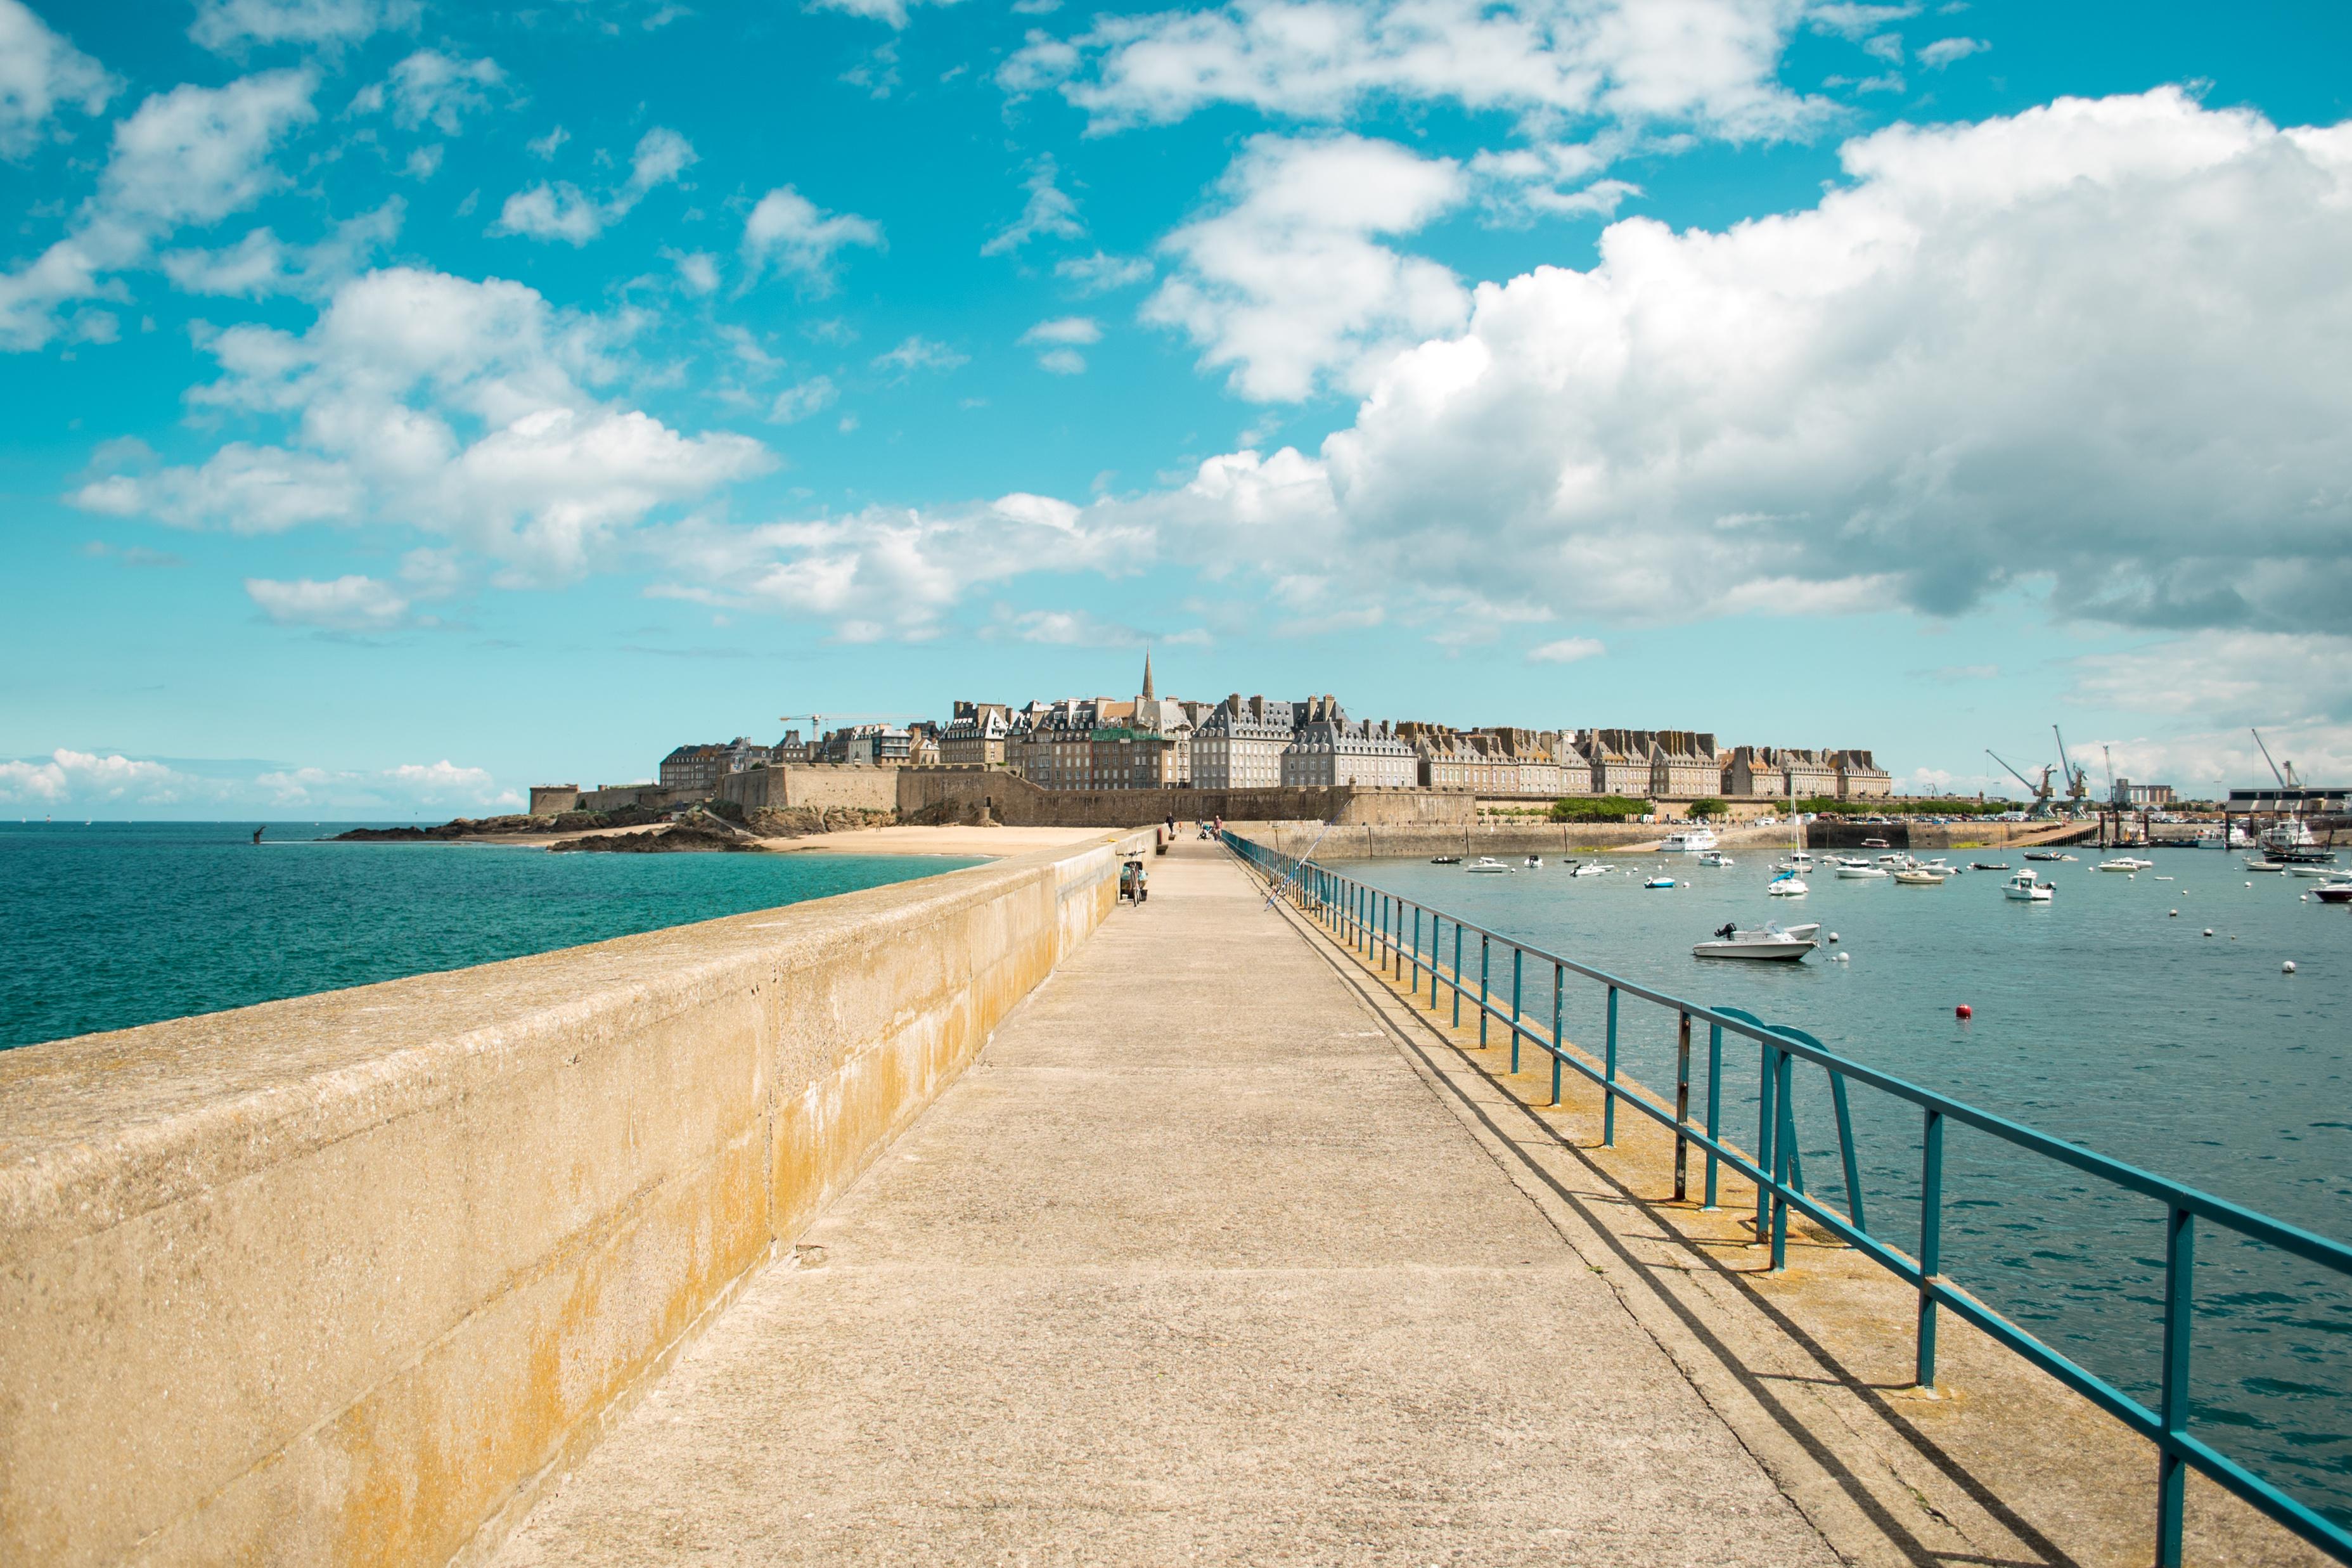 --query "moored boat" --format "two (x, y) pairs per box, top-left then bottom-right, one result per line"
(1466, 857), (1512, 874)
(2004, 870), (2054, 902)
(1694, 921), (1818, 961)
(1660, 827), (1719, 853)
(1893, 869), (1943, 885)
(1836, 863), (1889, 880)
